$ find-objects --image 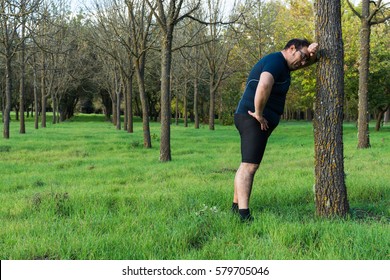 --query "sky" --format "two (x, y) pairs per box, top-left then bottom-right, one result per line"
(70, 0), (387, 13)
(70, 0), (237, 12)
